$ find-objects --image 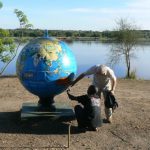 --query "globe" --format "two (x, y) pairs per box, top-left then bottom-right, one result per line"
(16, 33), (77, 109)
